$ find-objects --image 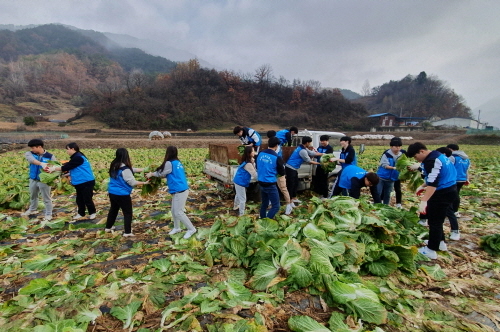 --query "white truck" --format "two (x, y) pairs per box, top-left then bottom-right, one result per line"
(203, 130), (346, 191)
